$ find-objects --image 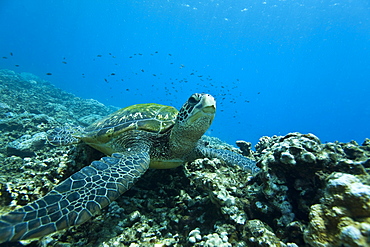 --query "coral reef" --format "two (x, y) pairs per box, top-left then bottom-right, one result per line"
(0, 69), (369, 246)
(304, 172), (370, 246)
